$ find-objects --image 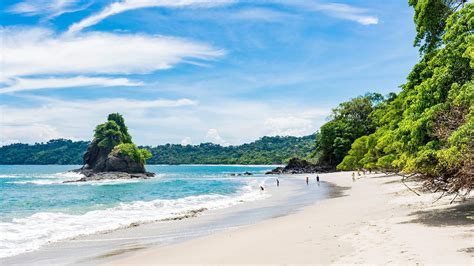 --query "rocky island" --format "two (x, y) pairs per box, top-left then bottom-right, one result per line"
(68, 113), (154, 182)
(266, 157), (332, 174)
